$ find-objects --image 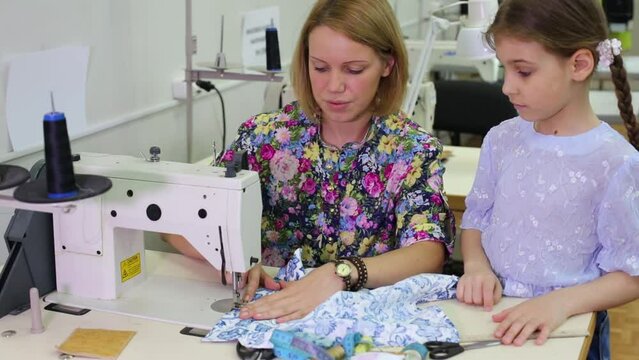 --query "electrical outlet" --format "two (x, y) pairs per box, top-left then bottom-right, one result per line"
(172, 79), (203, 101)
